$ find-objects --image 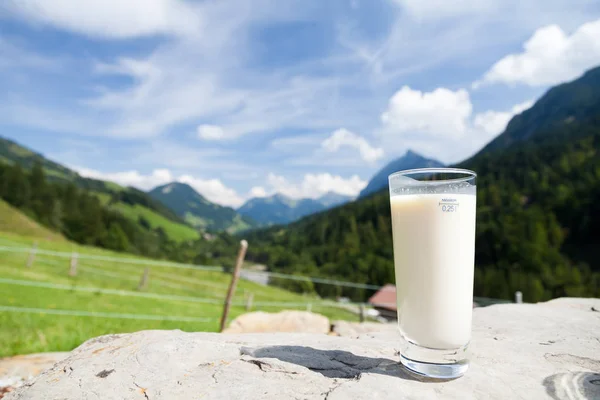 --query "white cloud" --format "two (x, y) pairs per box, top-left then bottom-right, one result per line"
(381, 86), (472, 139)
(473, 100), (534, 135)
(75, 165), (365, 206)
(6, 0), (201, 39)
(475, 19), (600, 87)
(266, 173), (366, 199)
(75, 167), (244, 207)
(249, 186), (268, 198)
(321, 128), (384, 163)
(75, 168), (173, 190)
(76, 4), (346, 139)
(378, 85), (536, 162)
(177, 175), (244, 208)
(94, 57), (159, 79)
(197, 125), (225, 141)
